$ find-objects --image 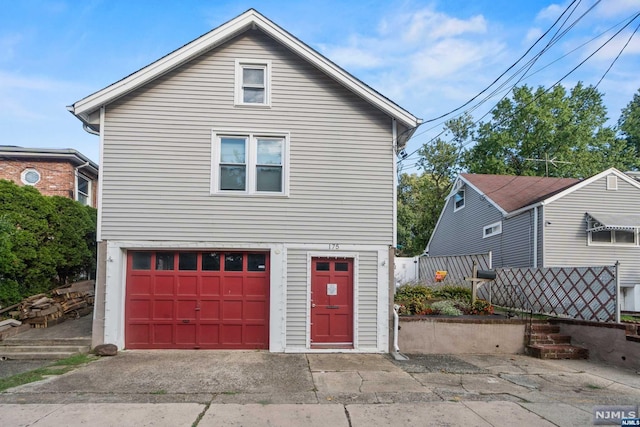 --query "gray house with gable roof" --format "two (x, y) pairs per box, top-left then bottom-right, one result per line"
(427, 168), (640, 311)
